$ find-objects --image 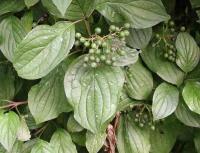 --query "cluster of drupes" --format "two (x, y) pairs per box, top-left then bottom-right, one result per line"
(74, 23), (131, 68)
(154, 20), (186, 63)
